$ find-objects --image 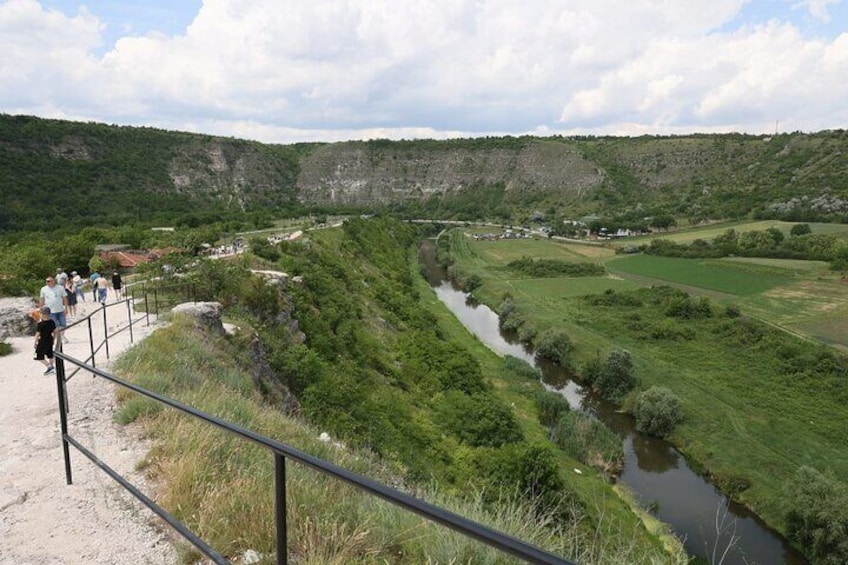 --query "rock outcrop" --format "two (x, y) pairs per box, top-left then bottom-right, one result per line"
(0, 297), (37, 340)
(171, 301), (225, 334)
